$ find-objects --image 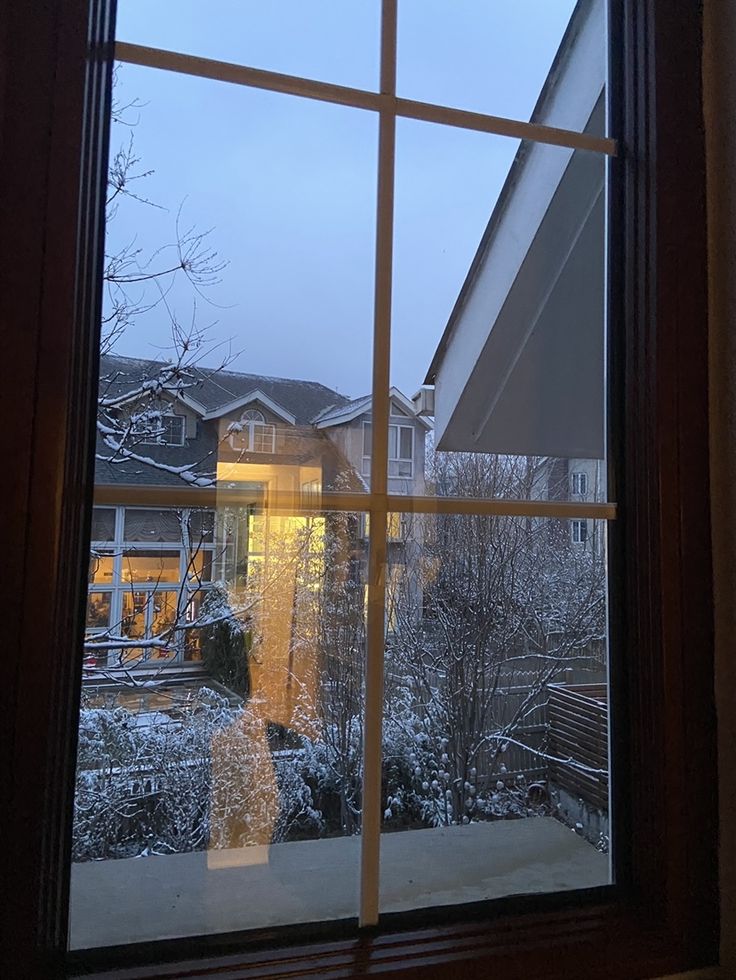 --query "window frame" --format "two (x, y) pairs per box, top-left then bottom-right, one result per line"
(139, 412), (186, 447)
(85, 505), (215, 667)
(229, 410), (276, 454)
(1, 1), (718, 978)
(363, 419), (415, 478)
(571, 518), (589, 544)
(572, 471), (589, 495)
